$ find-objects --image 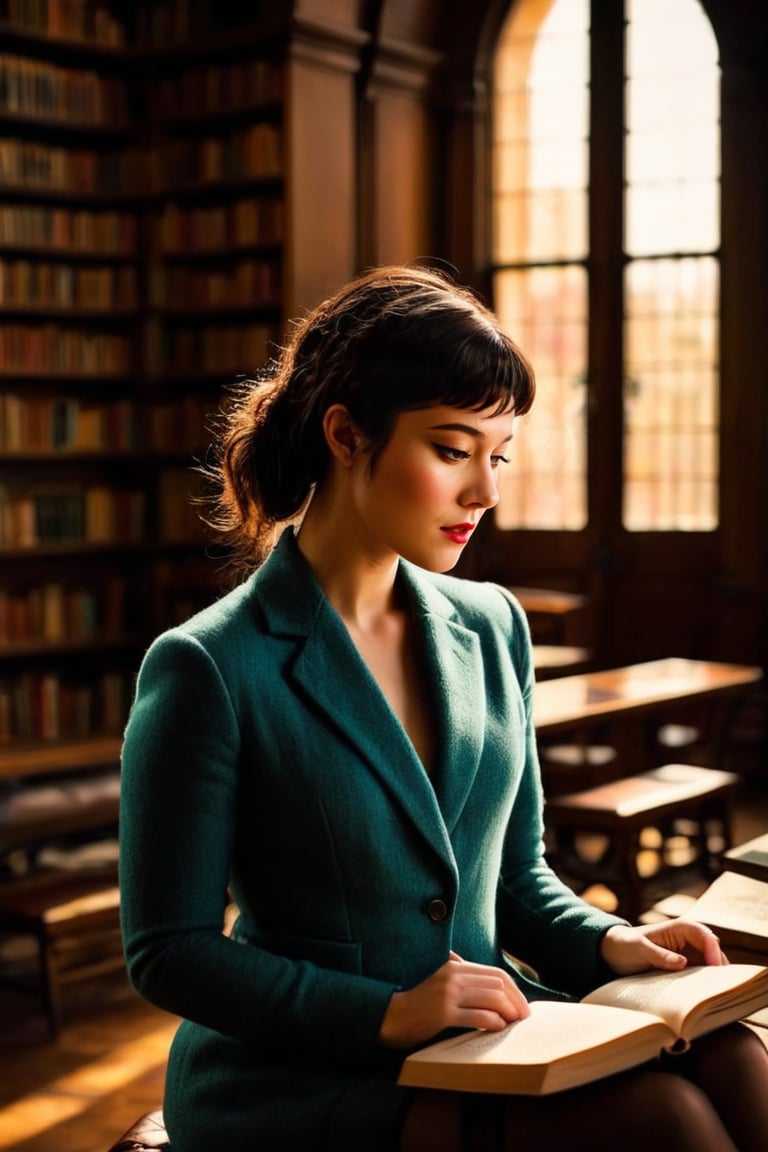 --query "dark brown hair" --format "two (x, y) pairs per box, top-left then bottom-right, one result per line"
(202, 263), (535, 576)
